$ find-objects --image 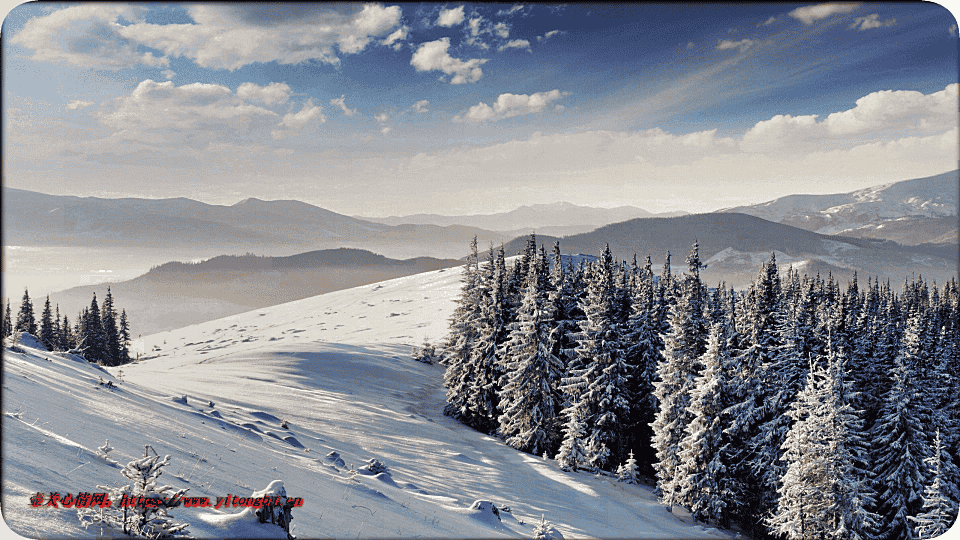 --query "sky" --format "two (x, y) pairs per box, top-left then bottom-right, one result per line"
(2, 2), (958, 216)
